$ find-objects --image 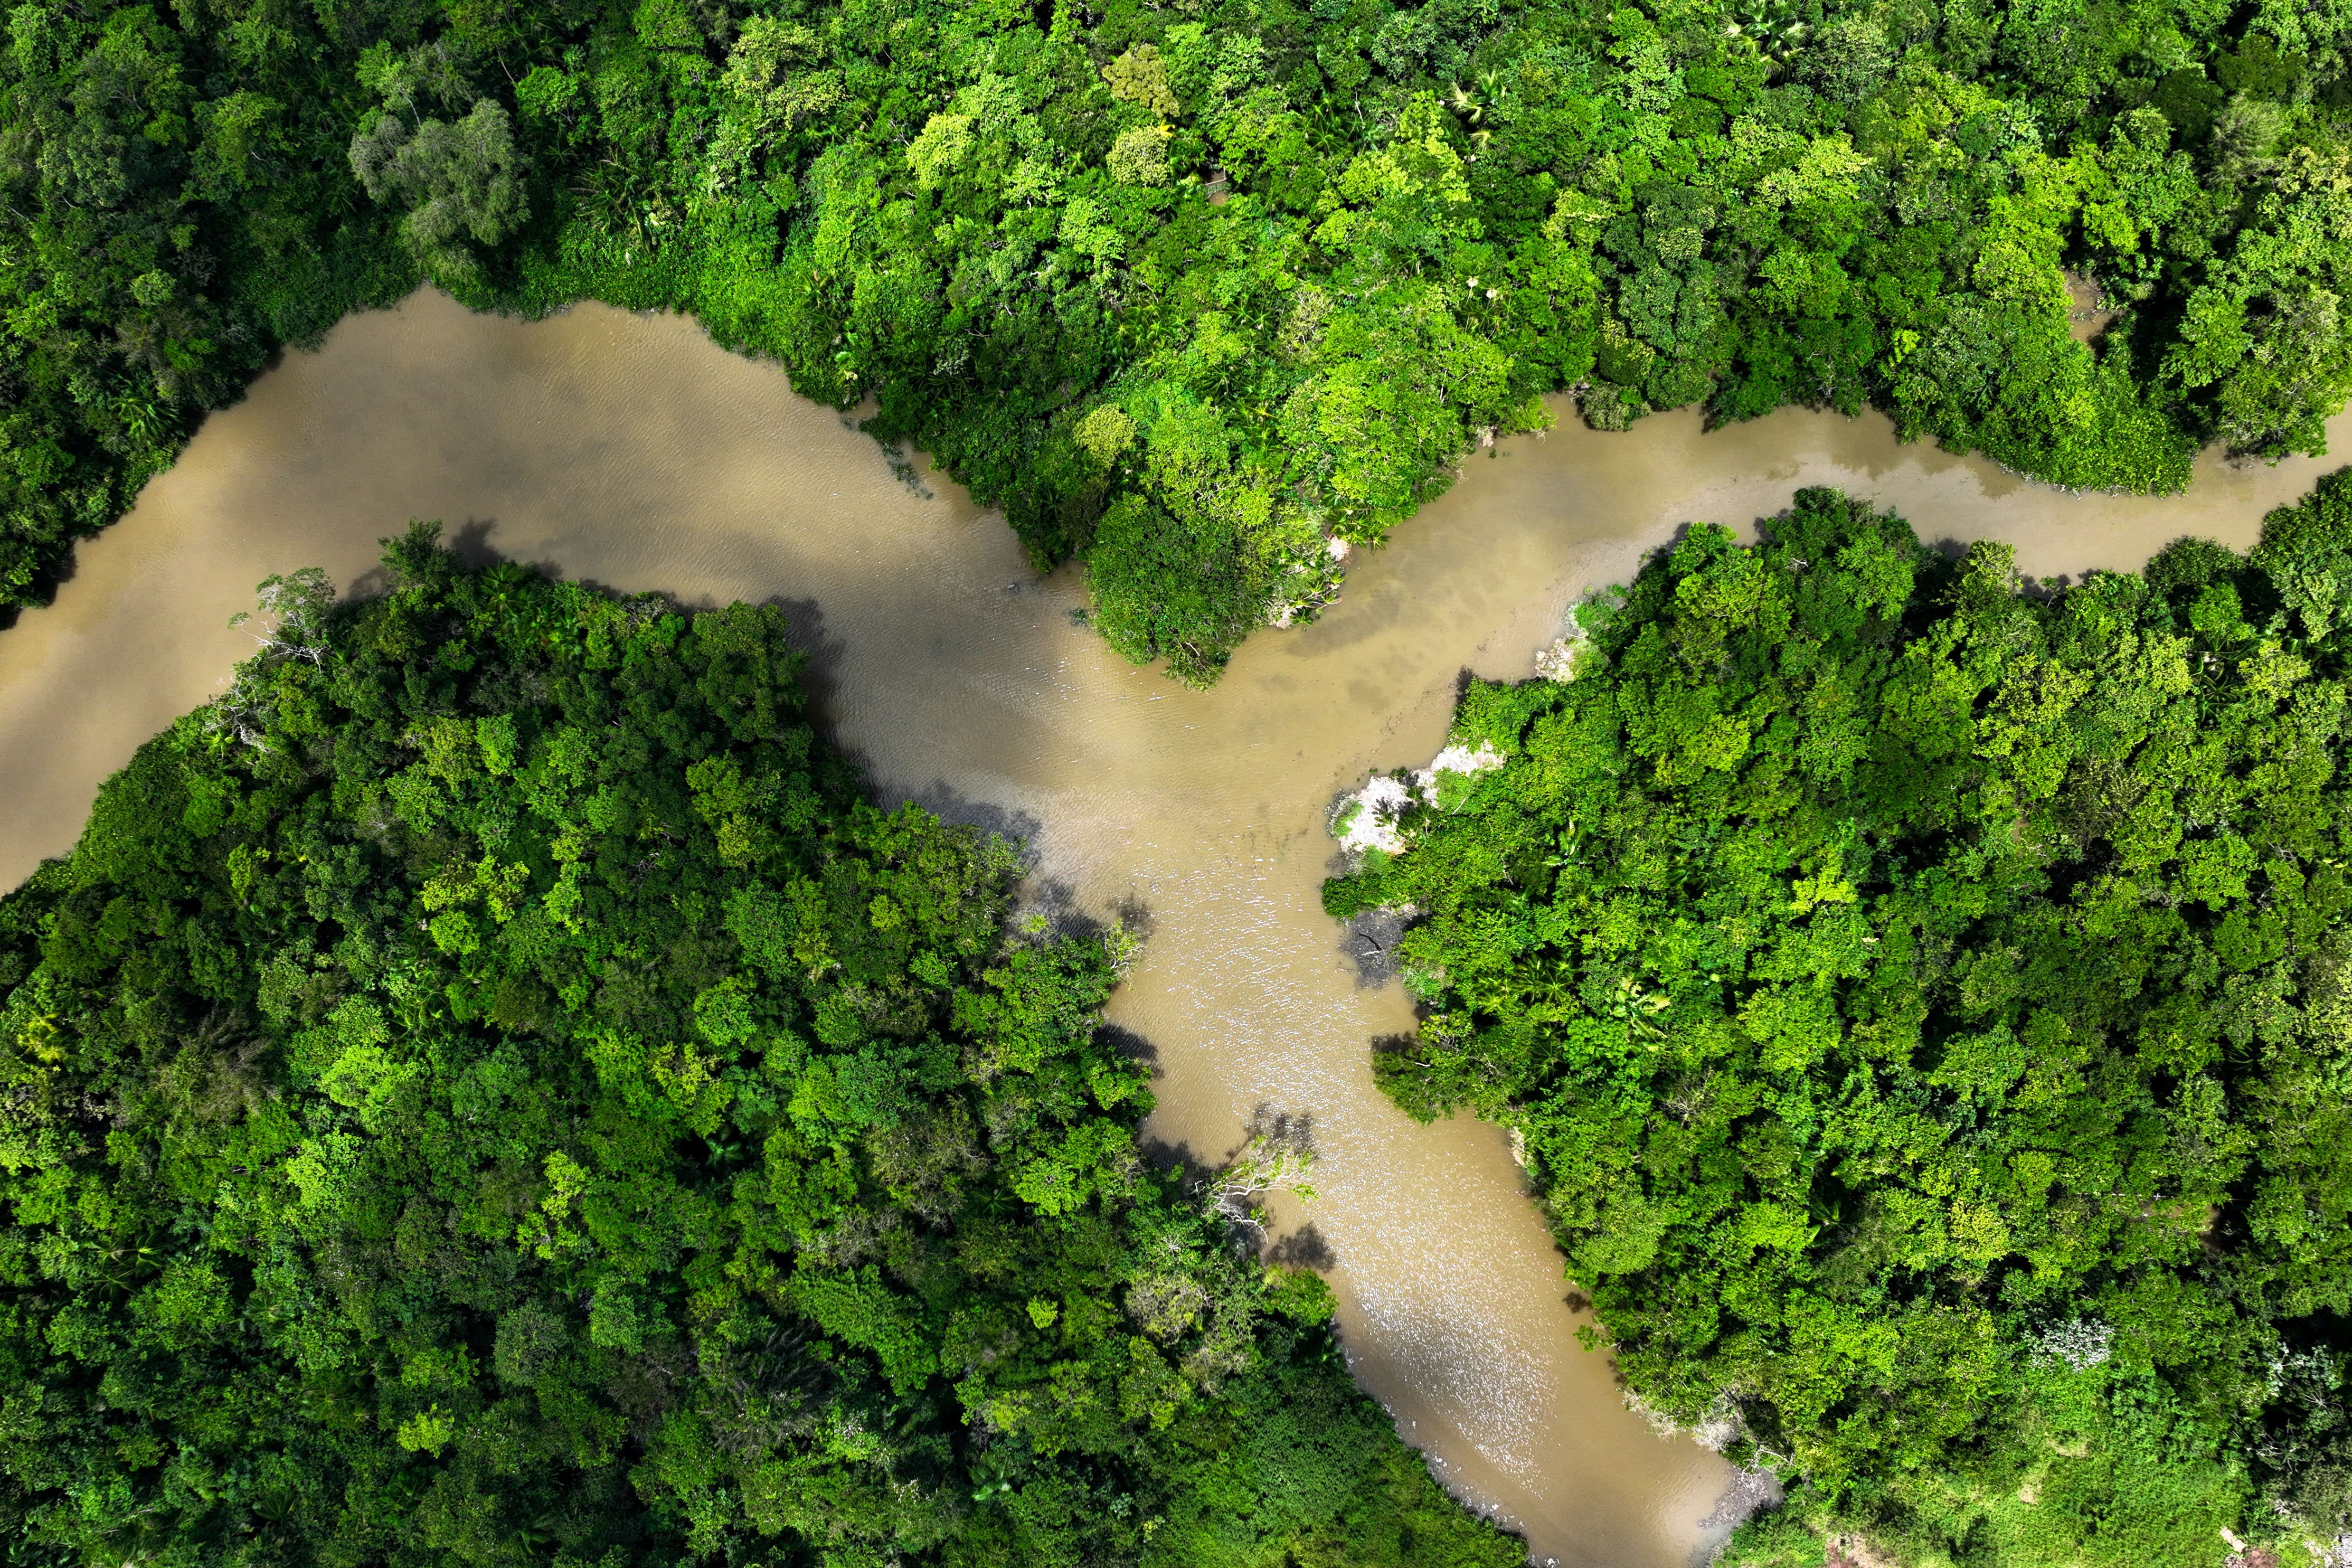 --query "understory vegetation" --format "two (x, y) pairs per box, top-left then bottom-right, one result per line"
(13, 0), (2352, 676)
(0, 528), (1523, 1568)
(1325, 477), (2352, 1565)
